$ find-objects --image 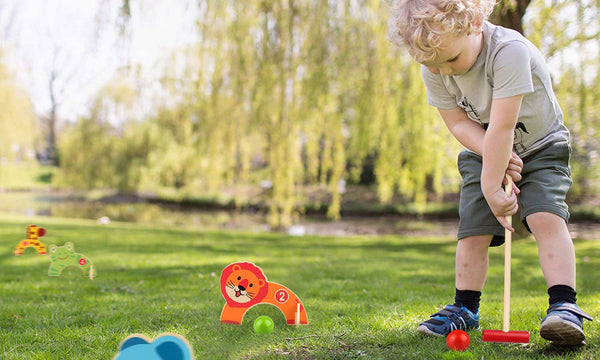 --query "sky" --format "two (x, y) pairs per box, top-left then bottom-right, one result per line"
(0, 0), (198, 123)
(0, 0), (597, 124)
